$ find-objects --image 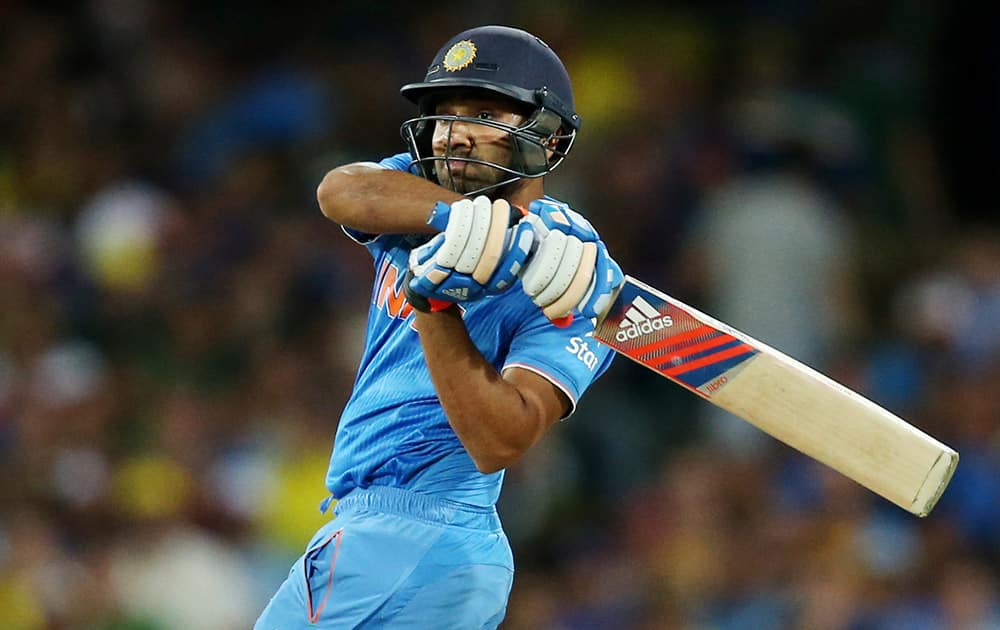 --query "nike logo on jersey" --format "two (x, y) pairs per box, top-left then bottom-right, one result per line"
(616, 295), (674, 341)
